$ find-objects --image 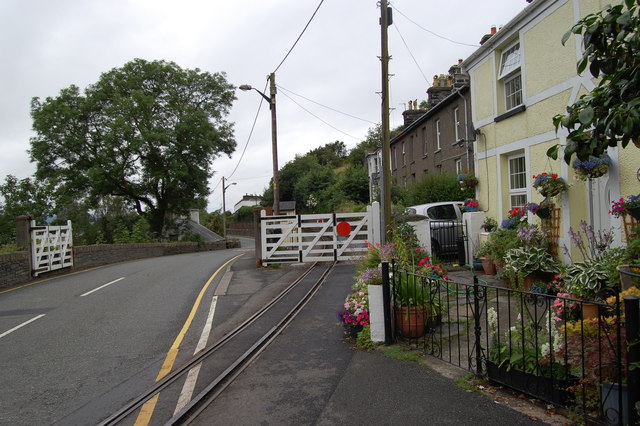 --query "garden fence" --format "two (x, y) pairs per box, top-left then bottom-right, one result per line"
(385, 262), (639, 426)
